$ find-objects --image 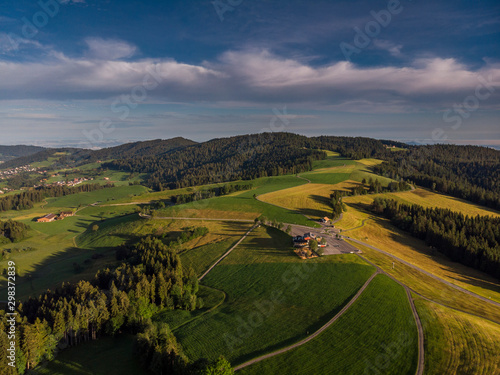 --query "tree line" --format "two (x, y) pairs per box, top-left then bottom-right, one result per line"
(170, 183), (253, 204)
(372, 197), (500, 278)
(0, 183), (114, 212)
(0, 220), (29, 244)
(374, 144), (500, 210)
(0, 236), (208, 373)
(104, 133), (327, 190)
